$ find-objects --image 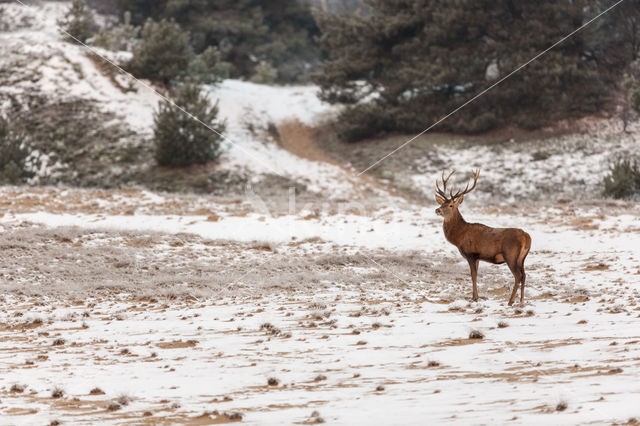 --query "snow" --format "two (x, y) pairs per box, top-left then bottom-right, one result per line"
(1, 1), (365, 199)
(1, 2), (640, 424)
